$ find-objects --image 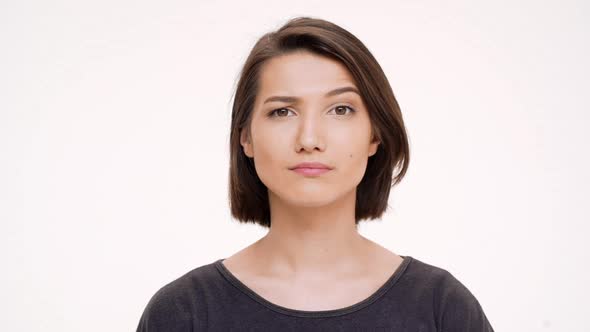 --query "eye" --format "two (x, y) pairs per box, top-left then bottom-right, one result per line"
(267, 108), (295, 117)
(268, 105), (356, 118)
(328, 105), (356, 116)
